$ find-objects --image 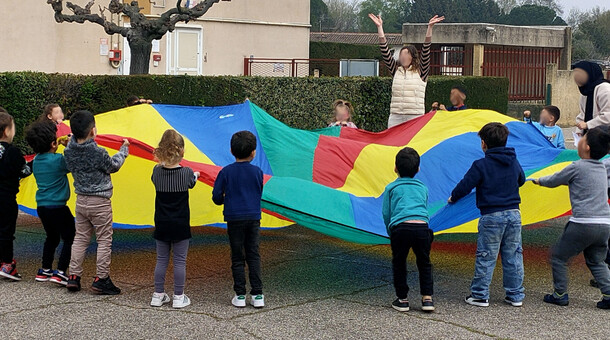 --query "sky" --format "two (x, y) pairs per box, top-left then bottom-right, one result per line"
(559, 0), (608, 12)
